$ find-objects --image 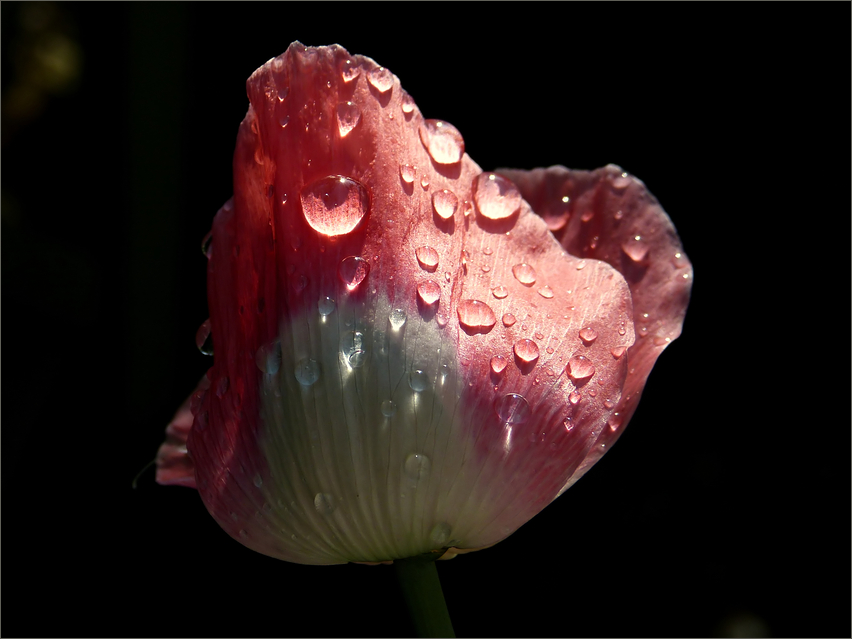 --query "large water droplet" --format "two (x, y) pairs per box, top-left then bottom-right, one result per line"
(295, 357), (321, 386)
(300, 175), (369, 237)
(567, 355), (595, 381)
(336, 101), (361, 137)
(473, 173), (522, 220)
(338, 256), (370, 290)
(418, 119), (464, 165)
(389, 308), (407, 330)
(196, 319), (214, 355)
(490, 355), (508, 374)
(512, 263), (537, 286)
(622, 235), (649, 261)
(502, 313), (517, 327)
(429, 522), (452, 547)
(399, 163), (417, 184)
(317, 296), (336, 316)
(314, 492), (337, 515)
(404, 453), (431, 481)
(513, 338), (540, 364)
(492, 285), (508, 299)
(457, 300), (496, 334)
(381, 400), (397, 417)
(417, 280), (441, 306)
(432, 189), (459, 220)
(367, 66), (393, 93)
(256, 341), (282, 374)
(579, 327), (598, 344)
(409, 369), (429, 392)
(495, 393), (531, 424)
(415, 245), (439, 271)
